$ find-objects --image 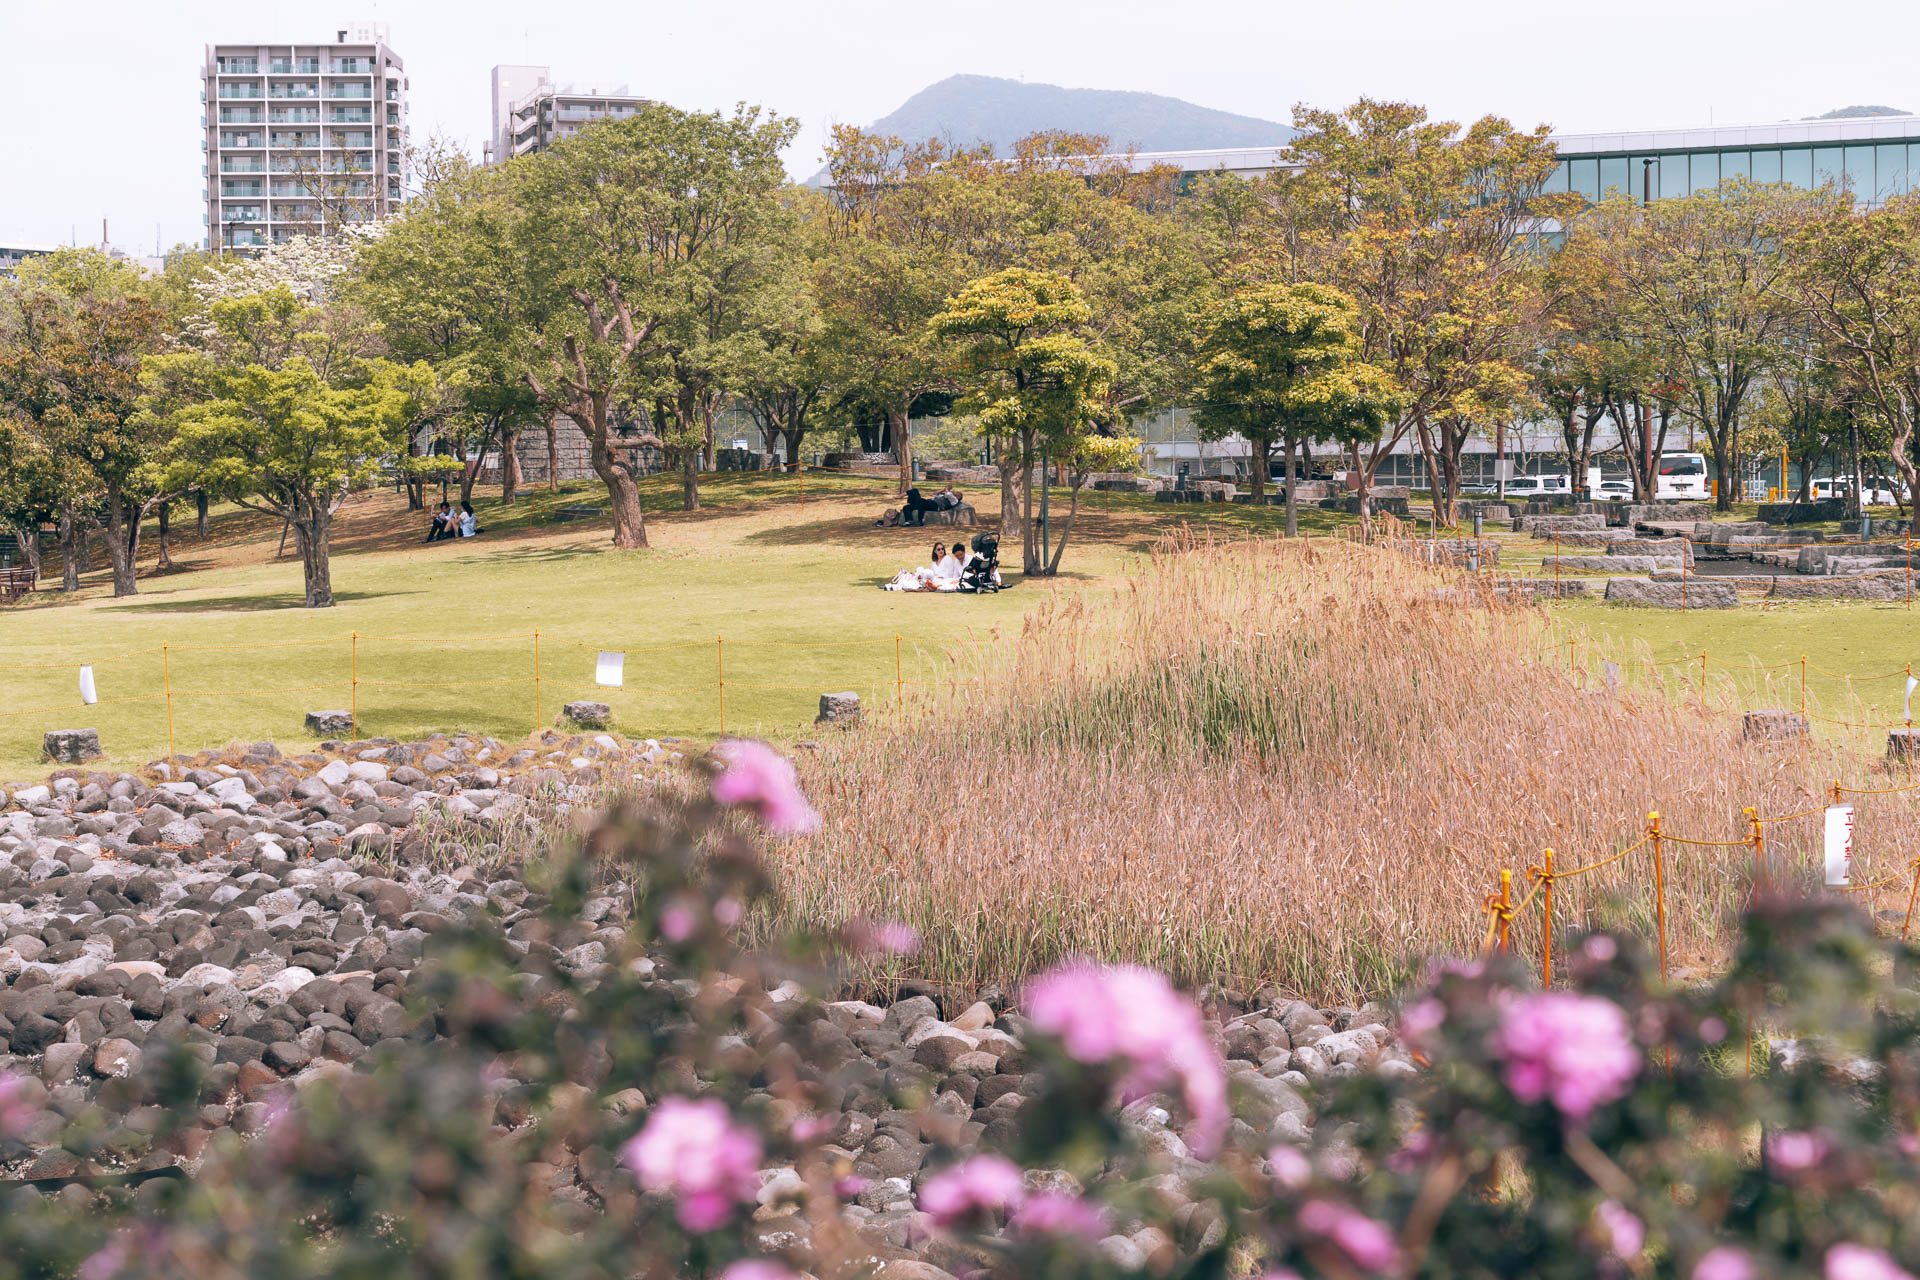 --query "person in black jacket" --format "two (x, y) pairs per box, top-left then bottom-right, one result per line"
(900, 487), (936, 526)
